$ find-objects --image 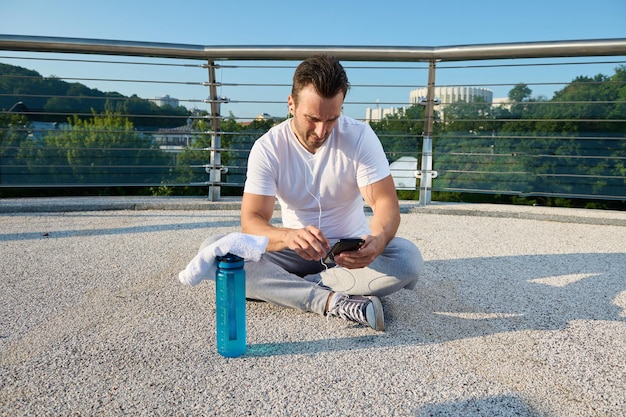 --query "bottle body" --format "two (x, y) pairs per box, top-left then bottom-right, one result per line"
(215, 254), (246, 357)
